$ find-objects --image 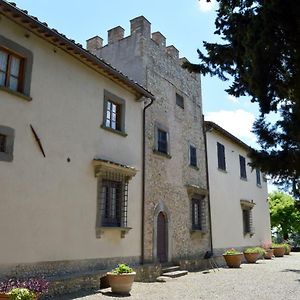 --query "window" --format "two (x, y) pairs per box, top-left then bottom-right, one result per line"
(0, 48), (24, 92)
(94, 159), (137, 238)
(0, 35), (33, 98)
(189, 145), (197, 167)
(176, 93), (184, 109)
(102, 90), (126, 136)
(256, 169), (261, 186)
(239, 155), (247, 179)
(241, 200), (255, 236)
(192, 197), (205, 230)
(0, 125), (14, 162)
(217, 142), (226, 171)
(157, 129), (168, 154)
